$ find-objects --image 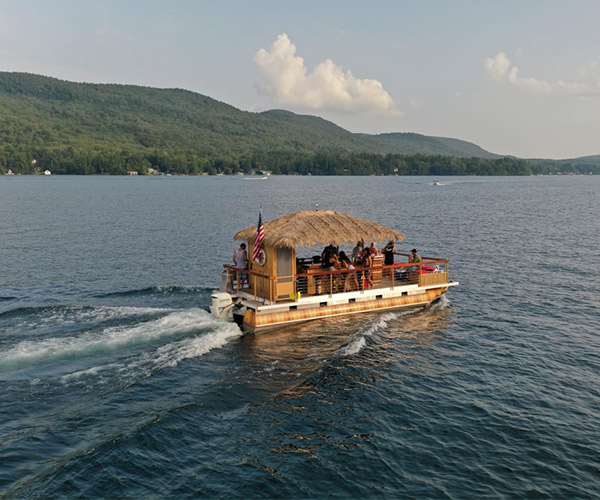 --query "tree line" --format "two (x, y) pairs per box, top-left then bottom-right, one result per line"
(1, 148), (597, 176)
